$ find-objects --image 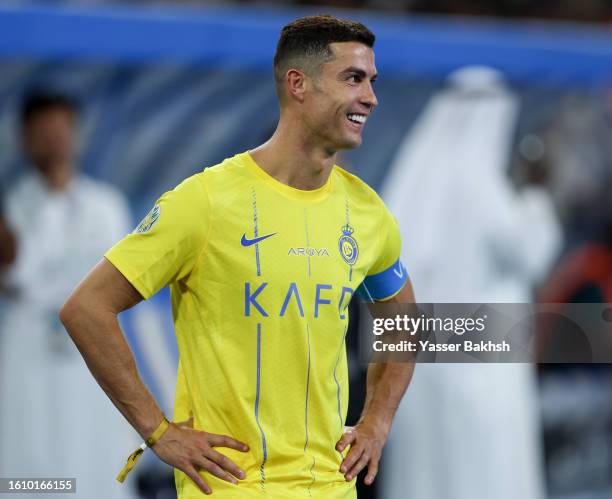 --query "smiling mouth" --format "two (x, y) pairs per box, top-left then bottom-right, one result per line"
(347, 113), (367, 126)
